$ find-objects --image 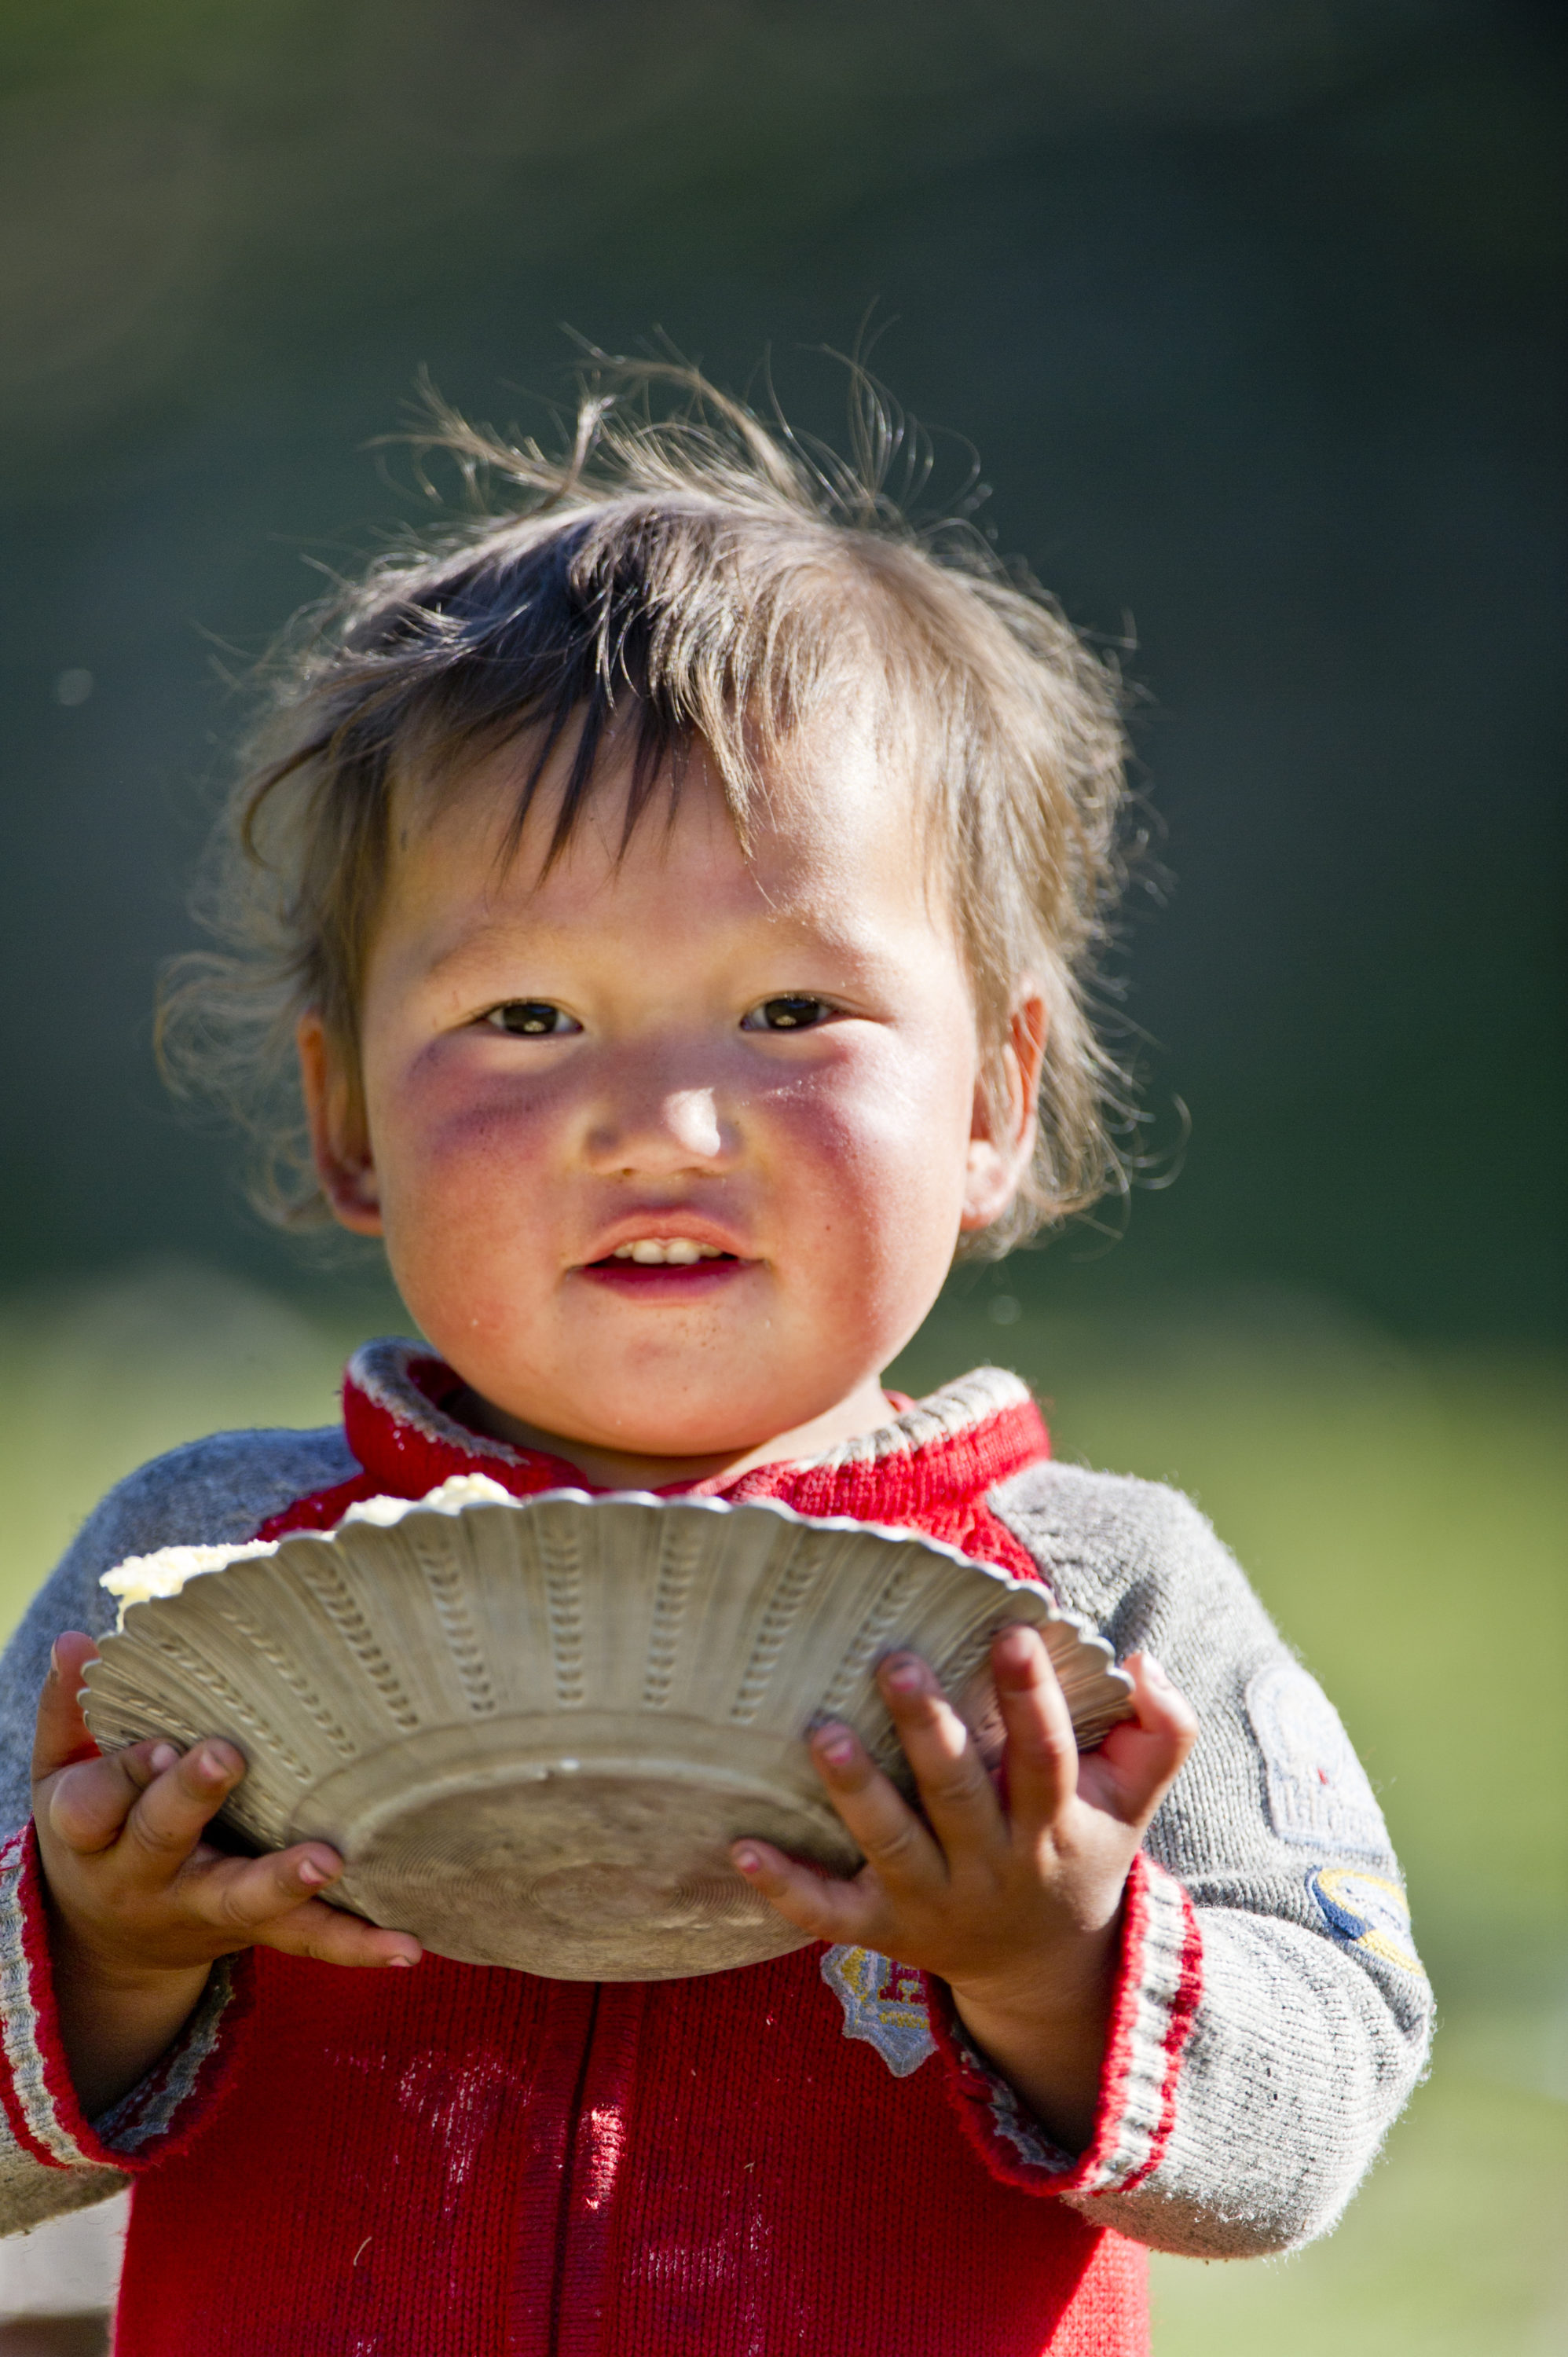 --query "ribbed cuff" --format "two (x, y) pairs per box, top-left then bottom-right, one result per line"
(931, 1853), (1203, 2197)
(0, 1825), (251, 2174)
